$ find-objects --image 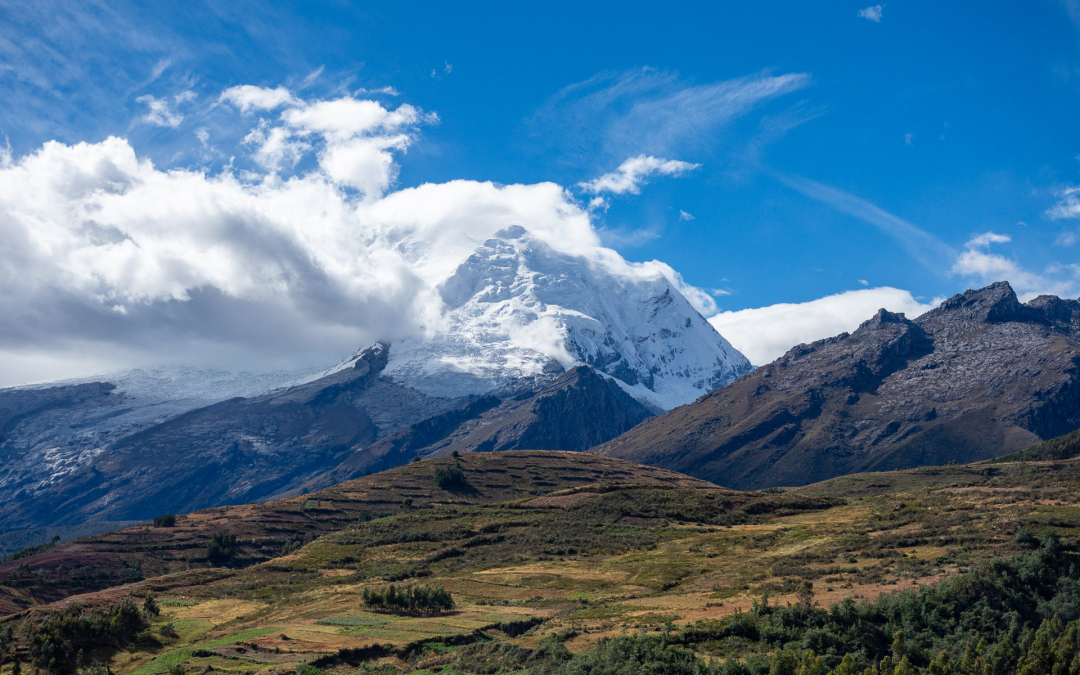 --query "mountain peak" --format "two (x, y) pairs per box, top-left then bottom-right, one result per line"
(383, 232), (752, 409)
(926, 280), (1041, 324)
